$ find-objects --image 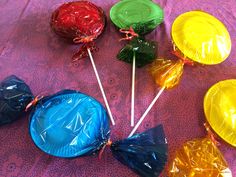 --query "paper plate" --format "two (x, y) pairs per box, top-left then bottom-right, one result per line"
(29, 90), (110, 158)
(110, 0), (164, 35)
(204, 80), (236, 147)
(51, 1), (106, 42)
(172, 11), (231, 65)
